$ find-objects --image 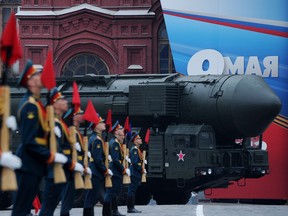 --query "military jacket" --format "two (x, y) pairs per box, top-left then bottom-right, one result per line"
(109, 137), (124, 178)
(76, 129), (85, 164)
(46, 116), (74, 179)
(16, 91), (51, 176)
(88, 132), (107, 180)
(129, 145), (143, 179)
